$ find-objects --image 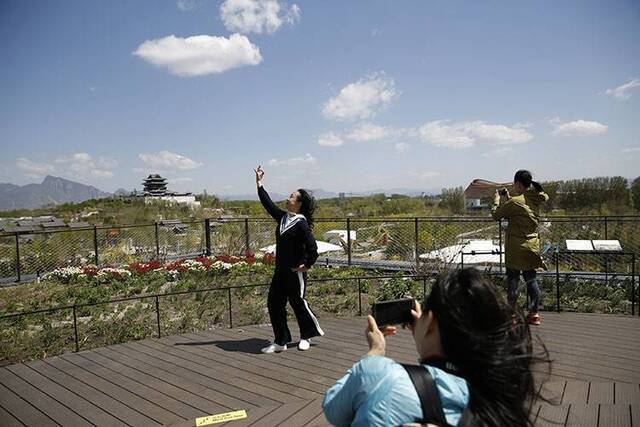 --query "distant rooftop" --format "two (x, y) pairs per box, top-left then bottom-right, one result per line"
(0, 216), (92, 233)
